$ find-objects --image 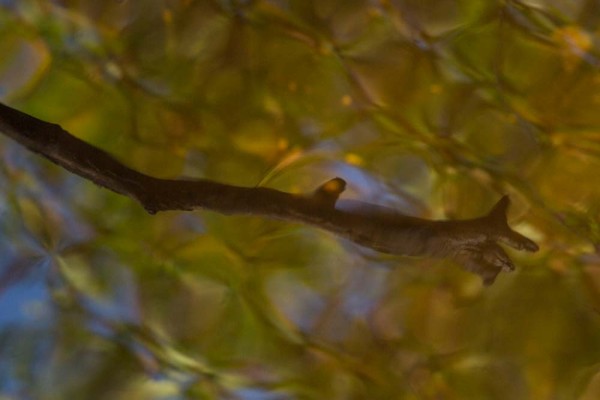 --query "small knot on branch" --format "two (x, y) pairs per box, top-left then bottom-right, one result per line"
(311, 177), (346, 208)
